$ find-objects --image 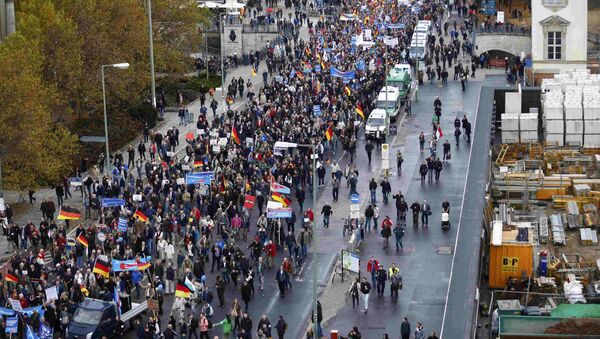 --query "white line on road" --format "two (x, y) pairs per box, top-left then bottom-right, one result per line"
(439, 86), (481, 339)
